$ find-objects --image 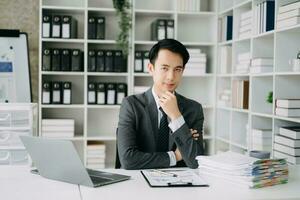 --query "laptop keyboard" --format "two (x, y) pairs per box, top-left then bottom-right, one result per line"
(87, 169), (114, 185)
